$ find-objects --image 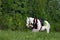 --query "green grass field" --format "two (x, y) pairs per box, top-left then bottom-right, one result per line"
(0, 30), (60, 40)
